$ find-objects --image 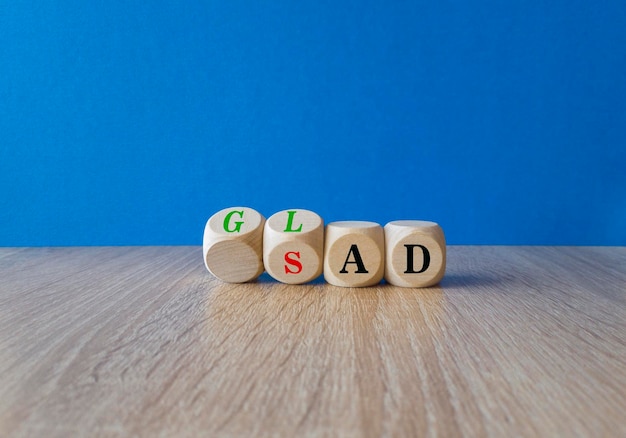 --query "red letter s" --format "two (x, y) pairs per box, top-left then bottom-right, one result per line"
(284, 251), (303, 274)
